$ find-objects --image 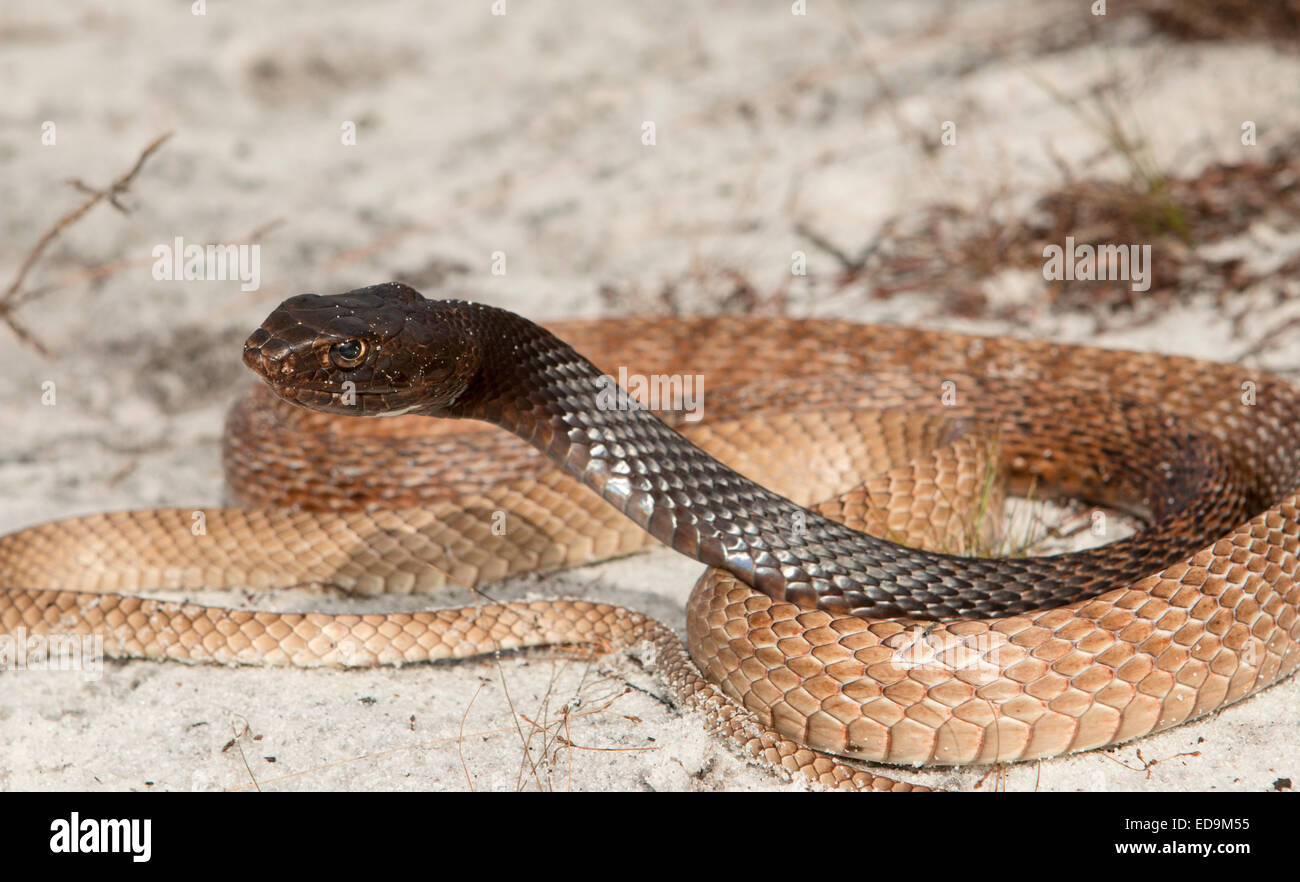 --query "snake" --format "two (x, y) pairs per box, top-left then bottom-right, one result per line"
(2, 281), (1297, 791)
